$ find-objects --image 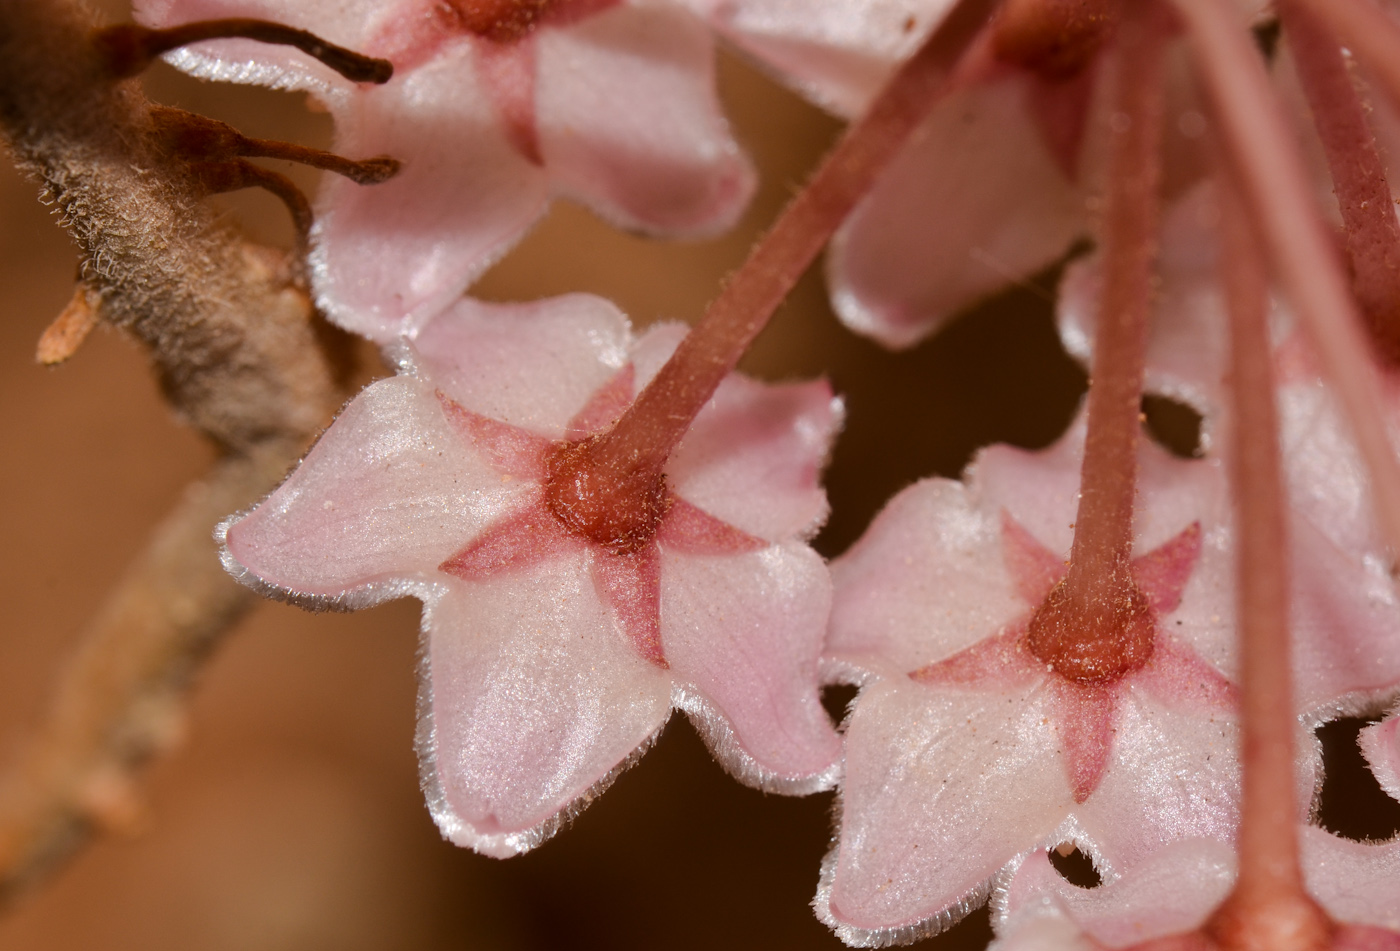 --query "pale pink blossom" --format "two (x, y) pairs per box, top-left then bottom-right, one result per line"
(218, 293), (841, 855)
(135, 0), (756, 341)
(816, 416), (1251, 945)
